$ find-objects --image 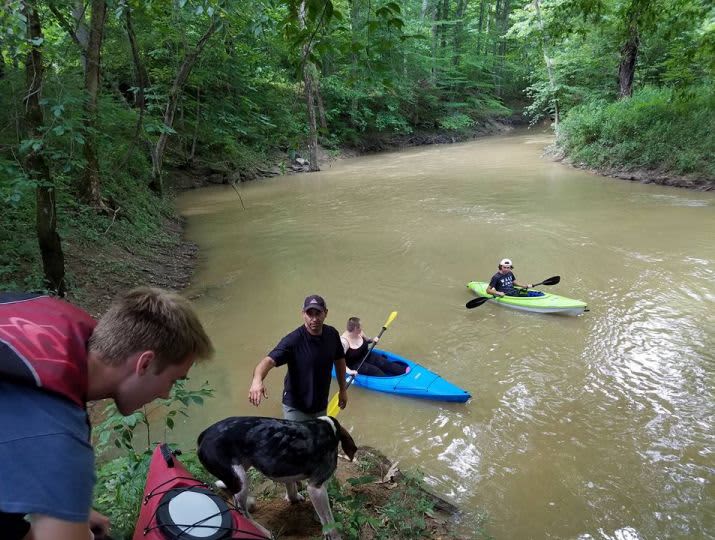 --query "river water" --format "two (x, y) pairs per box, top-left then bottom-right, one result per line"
(175, 131), (714, 539)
